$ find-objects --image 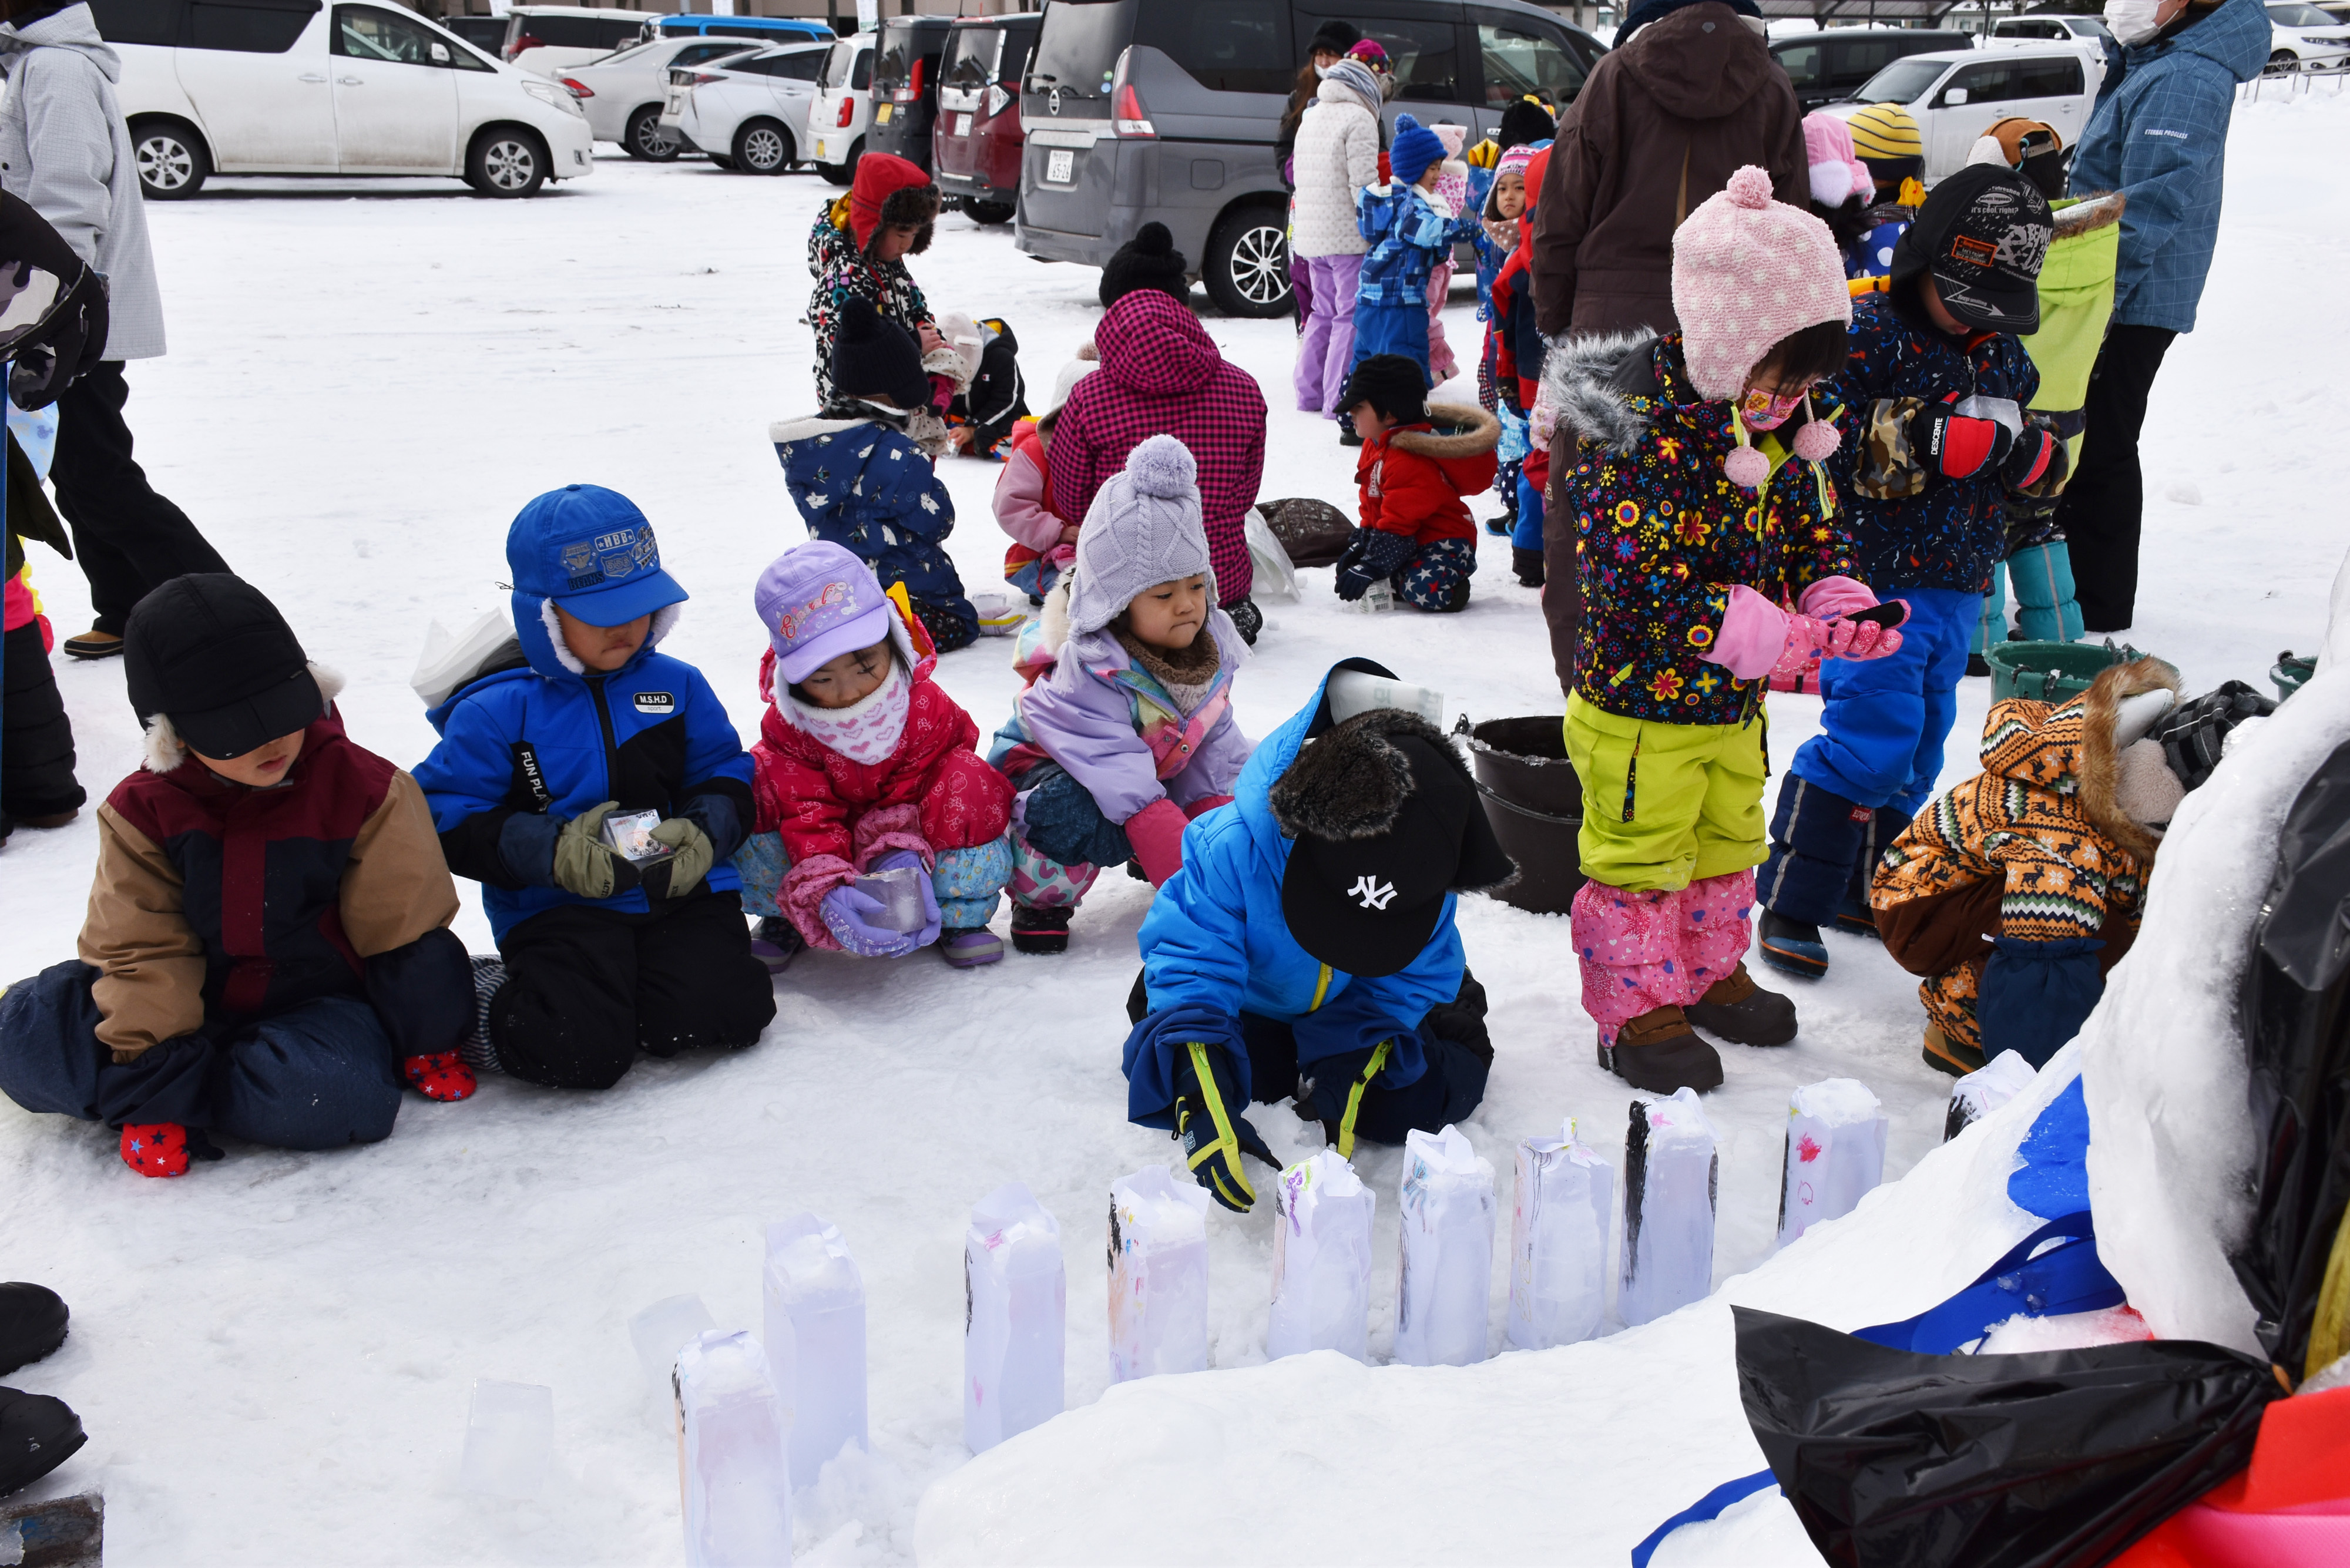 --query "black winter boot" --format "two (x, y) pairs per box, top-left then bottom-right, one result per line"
(1512, 546), (1545, 587)
(0, 1385), (85, 1497)
(1757, 911), (1829, 979)
(1011, 904), (1071, 955)
(0, 1285), (67, 1377)
(1226, 599), (1263, 646)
